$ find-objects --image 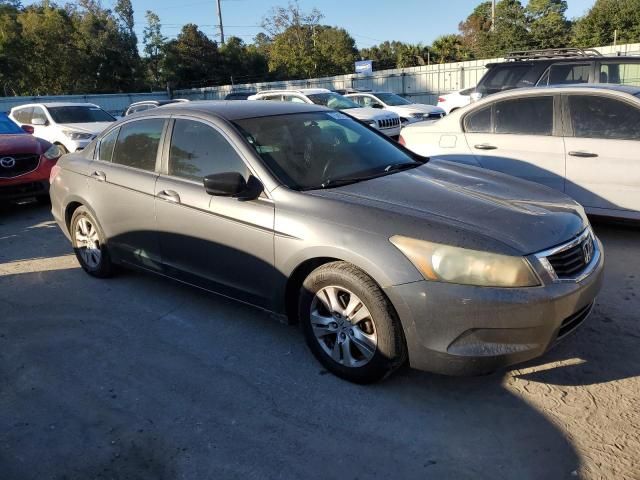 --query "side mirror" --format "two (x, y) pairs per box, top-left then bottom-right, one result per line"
(203, 172), (263, 200)
(372, 103), (384, 109)
(31, 118), (47, 126)
(21, 125), (34, 134)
